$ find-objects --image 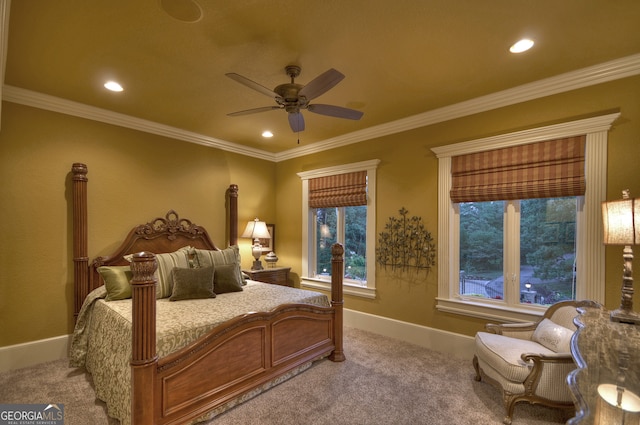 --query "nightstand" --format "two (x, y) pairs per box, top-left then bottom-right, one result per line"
(243, 267), (291, 286)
